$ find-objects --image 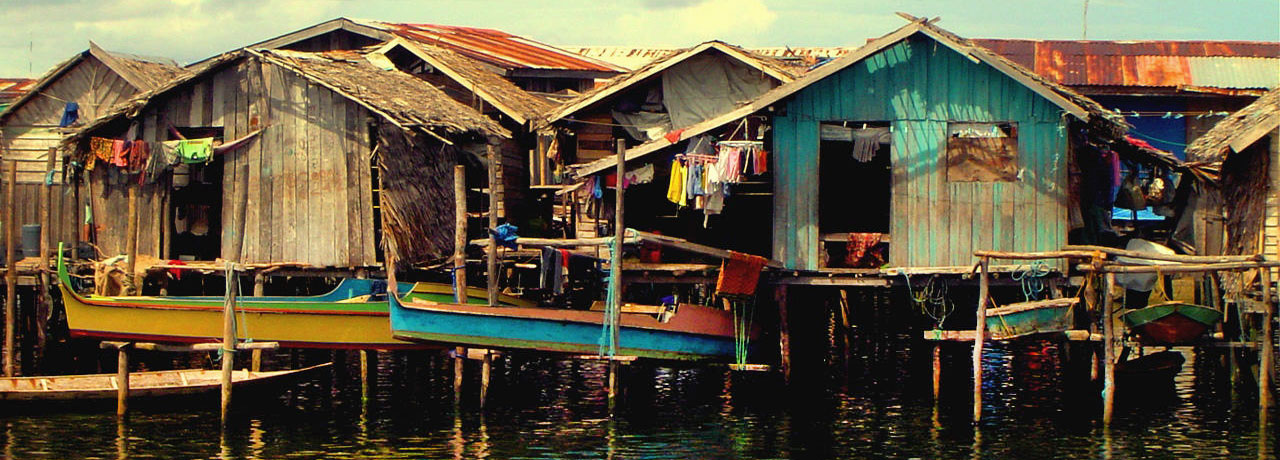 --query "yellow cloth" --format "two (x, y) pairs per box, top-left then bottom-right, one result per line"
(666, 159), (686, 206)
